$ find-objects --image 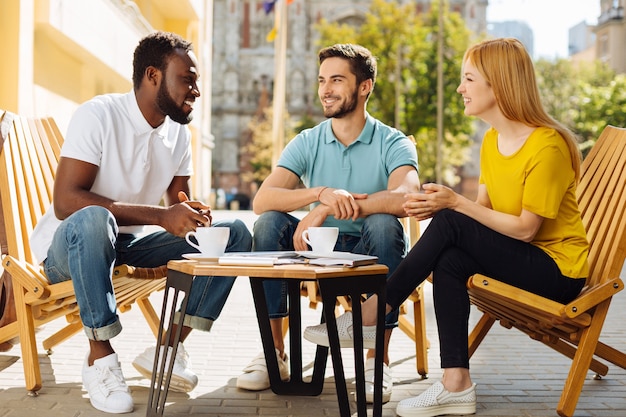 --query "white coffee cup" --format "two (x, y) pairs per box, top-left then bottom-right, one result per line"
(185, 227), (230, 257)
(302, 226), (339, 253)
